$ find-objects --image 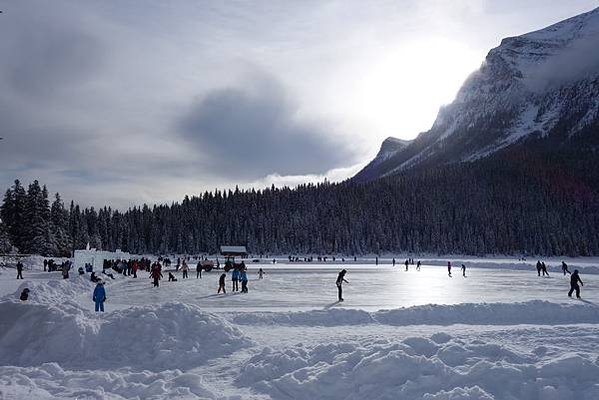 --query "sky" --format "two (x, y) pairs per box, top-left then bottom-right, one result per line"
(0, 0), (597, 208)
